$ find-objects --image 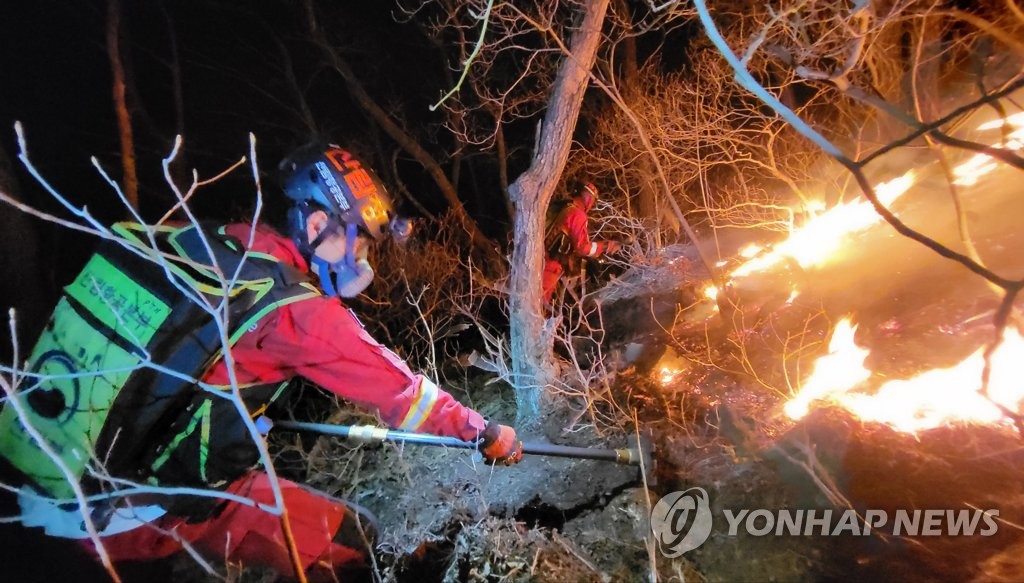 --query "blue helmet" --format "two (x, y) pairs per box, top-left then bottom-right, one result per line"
(280, 145), (396, 242)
